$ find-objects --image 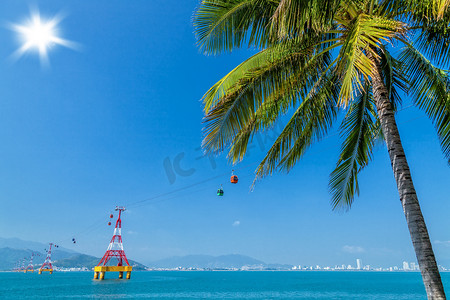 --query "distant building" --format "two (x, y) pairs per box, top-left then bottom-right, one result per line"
(403, 261), (409, 270)
(356, 259), (362, 270)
